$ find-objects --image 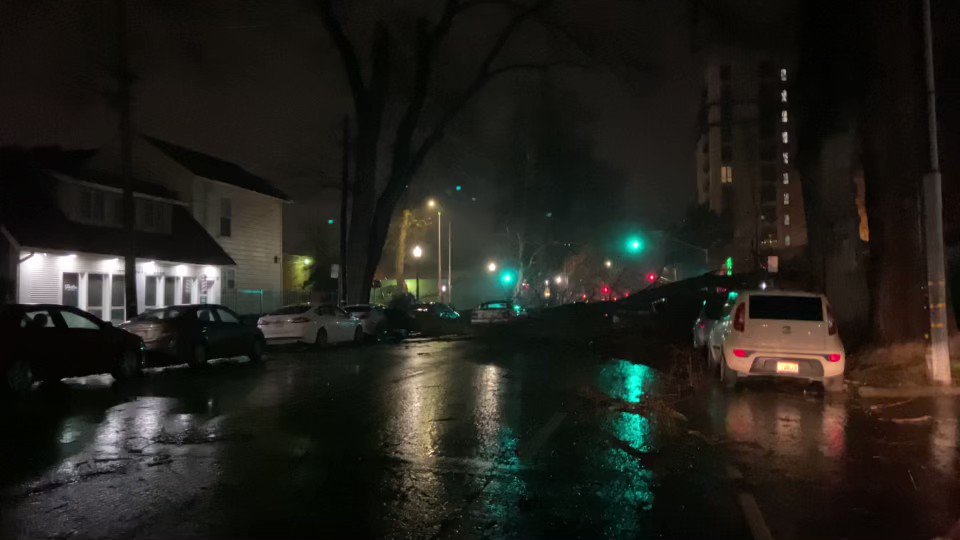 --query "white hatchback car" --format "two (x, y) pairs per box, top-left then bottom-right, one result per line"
(707, 290), (845, 391)
(257, 304), (363, 346)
